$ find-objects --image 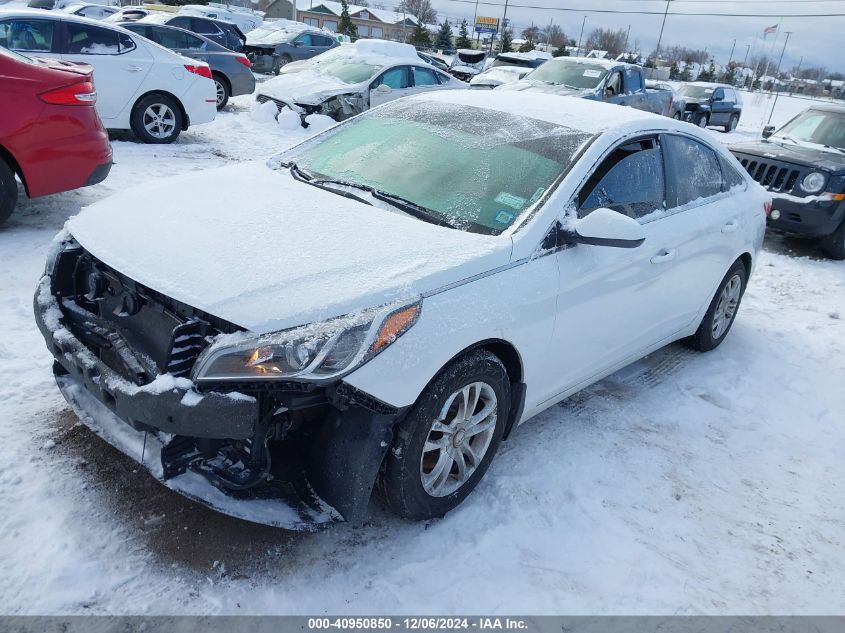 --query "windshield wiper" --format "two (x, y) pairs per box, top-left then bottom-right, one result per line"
(823, 145), (845, 155)
(289, 167), (374, 207)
